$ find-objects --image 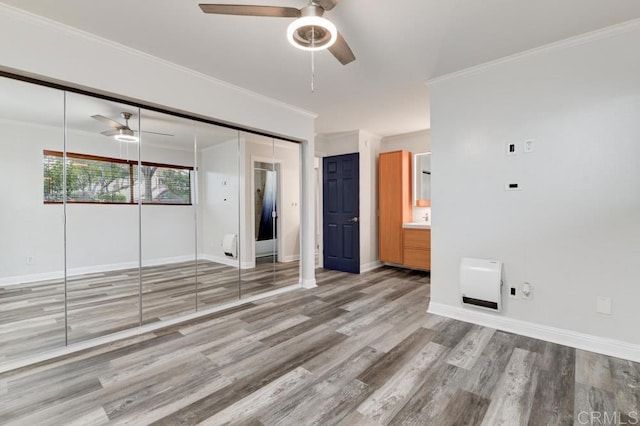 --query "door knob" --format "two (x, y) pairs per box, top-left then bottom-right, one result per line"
(348, 217), (359, 223)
